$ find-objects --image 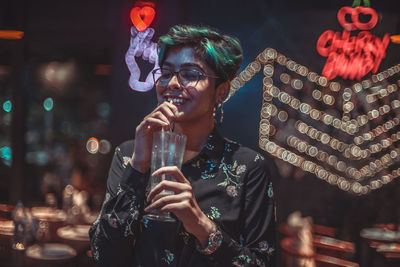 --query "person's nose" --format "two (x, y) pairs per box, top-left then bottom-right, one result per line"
(167, 73), (183, 91)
